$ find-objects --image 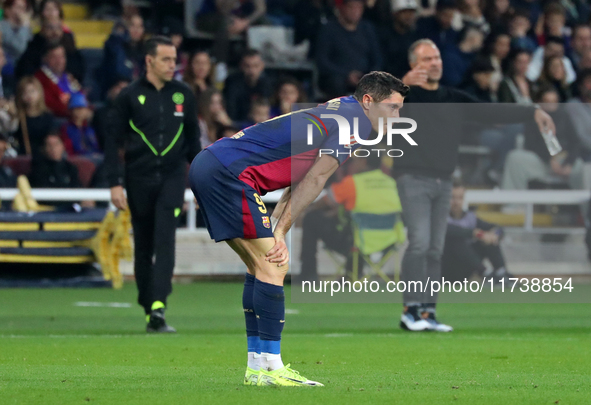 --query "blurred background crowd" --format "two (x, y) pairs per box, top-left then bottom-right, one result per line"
(0, 0), (590, 212)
